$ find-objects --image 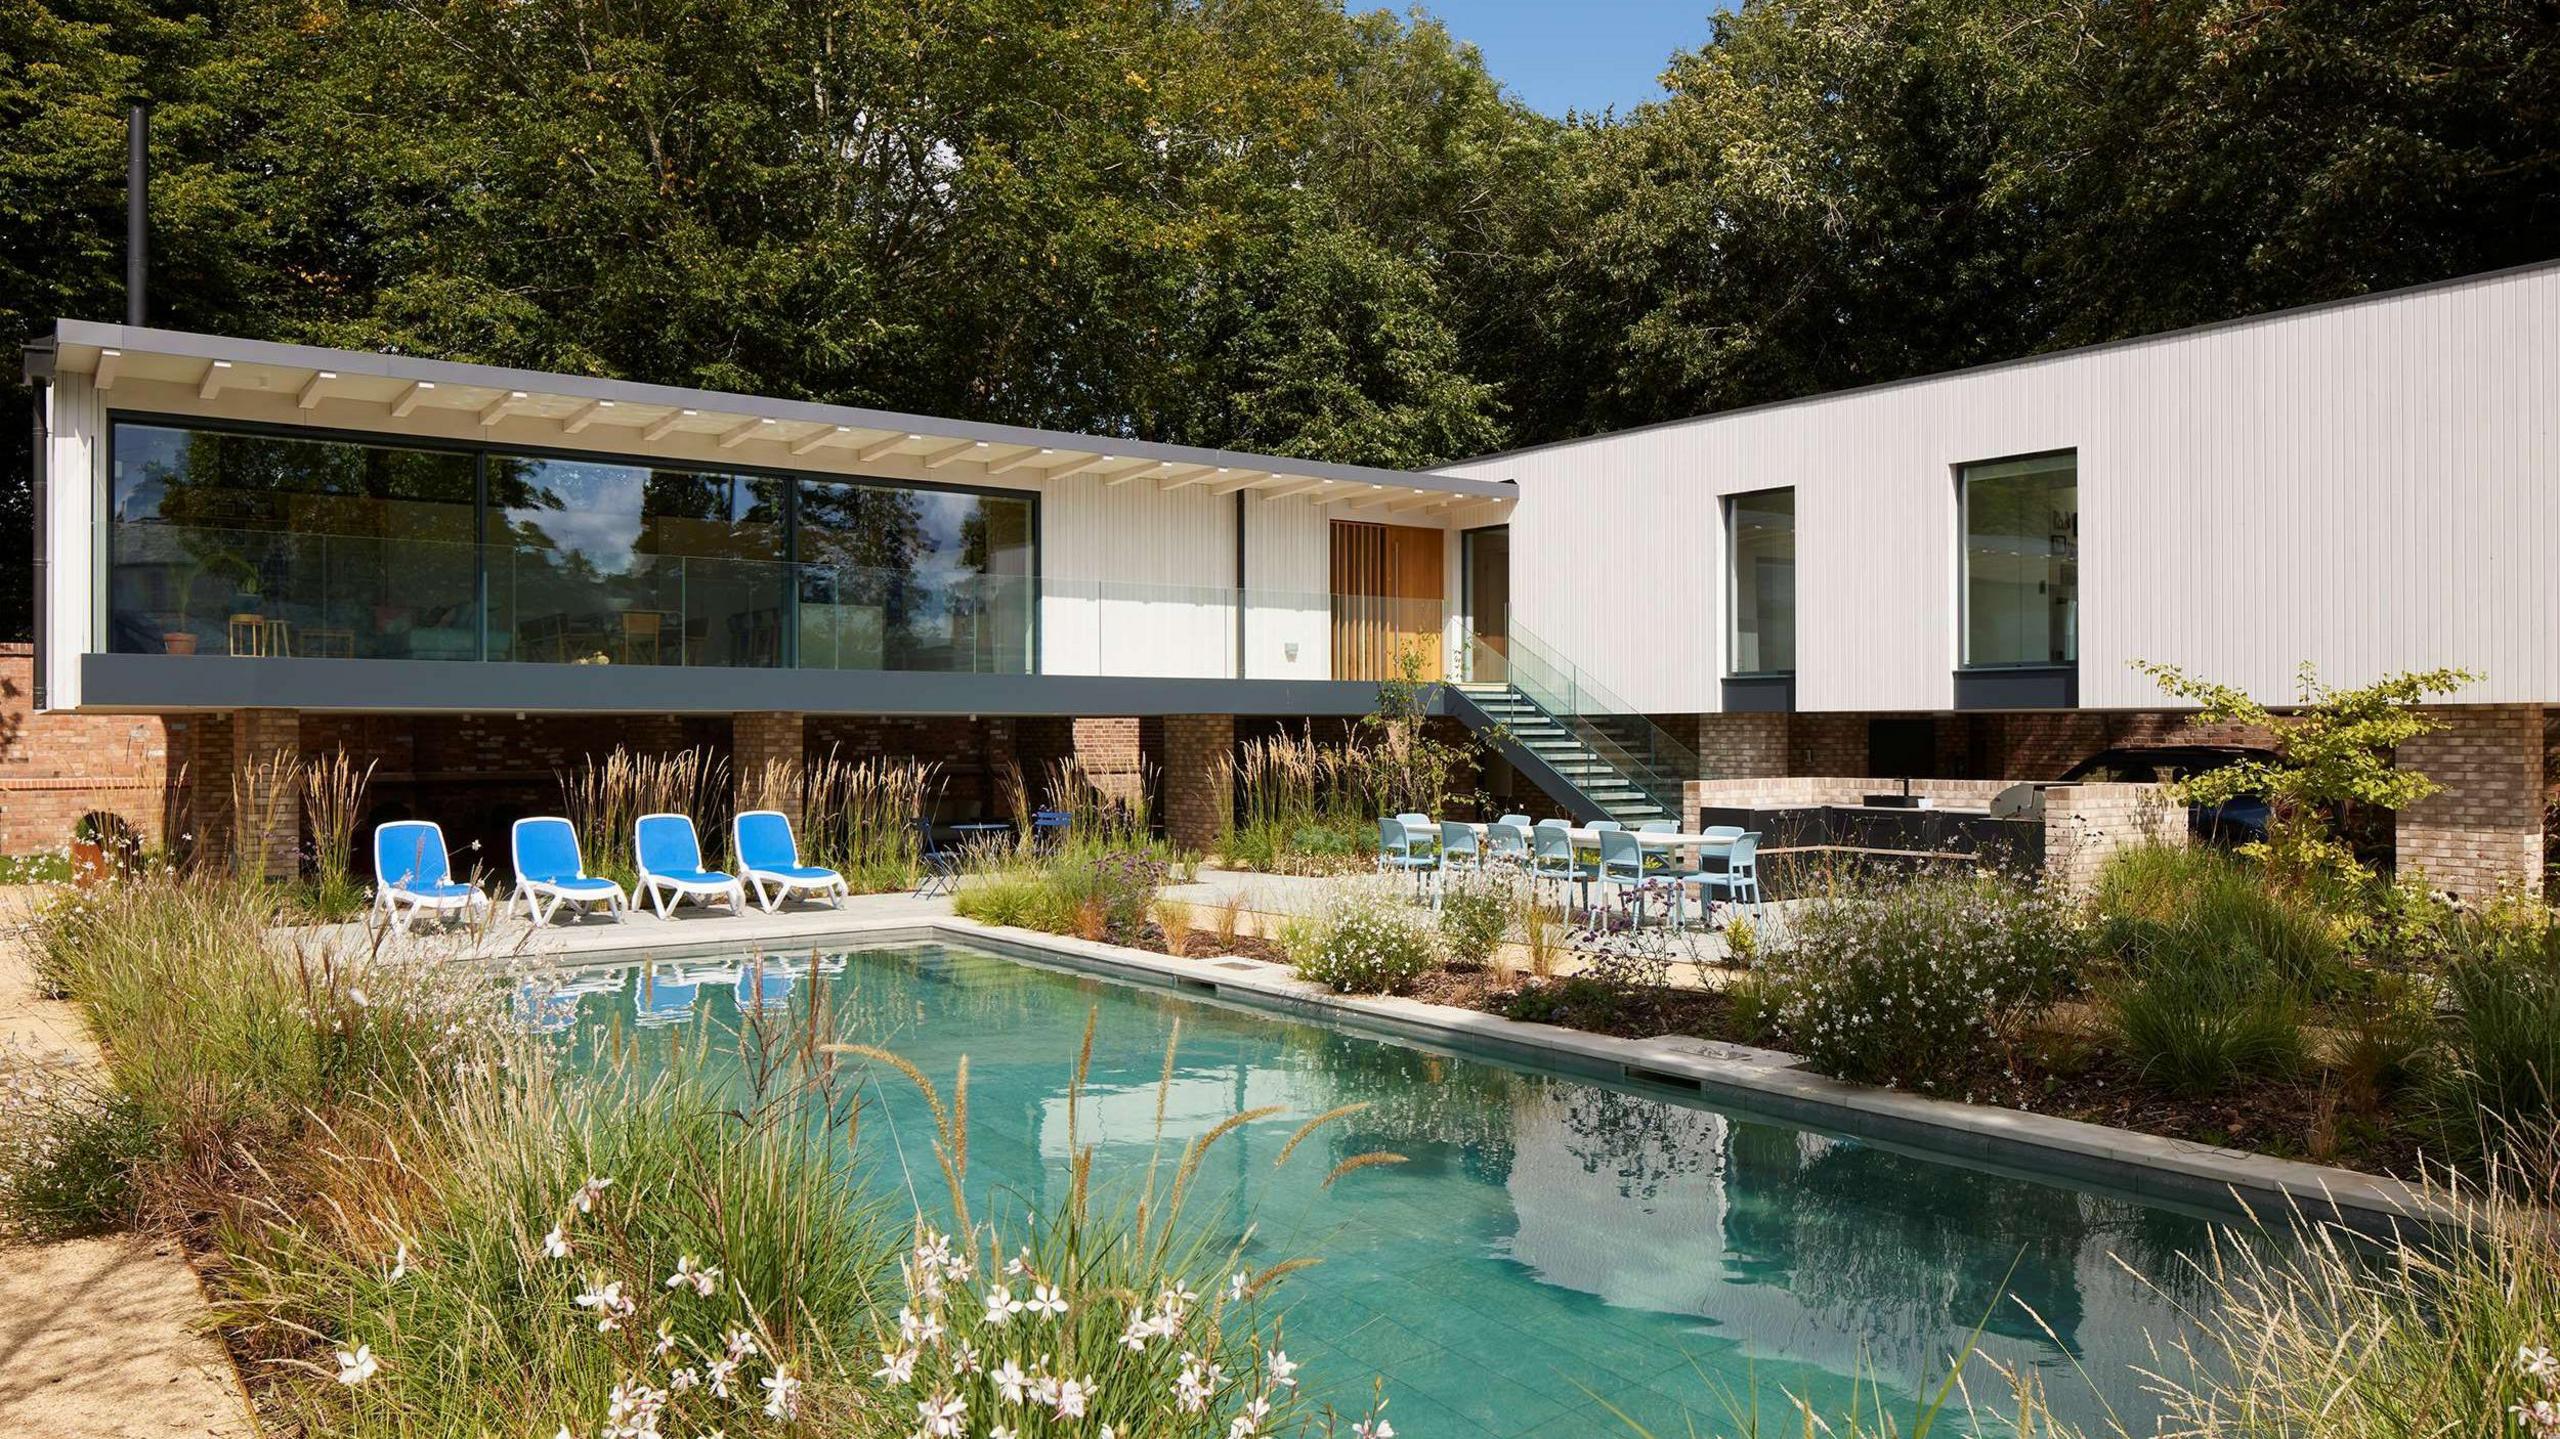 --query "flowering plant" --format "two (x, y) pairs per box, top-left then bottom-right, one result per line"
(1288, 879), (1443, 994)
(1740, 872), (2082, 1093)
